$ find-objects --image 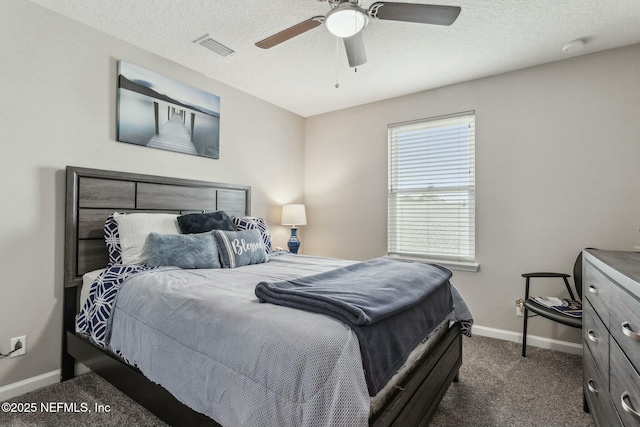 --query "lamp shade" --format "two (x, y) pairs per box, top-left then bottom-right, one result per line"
(281, 204), (307, 226)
